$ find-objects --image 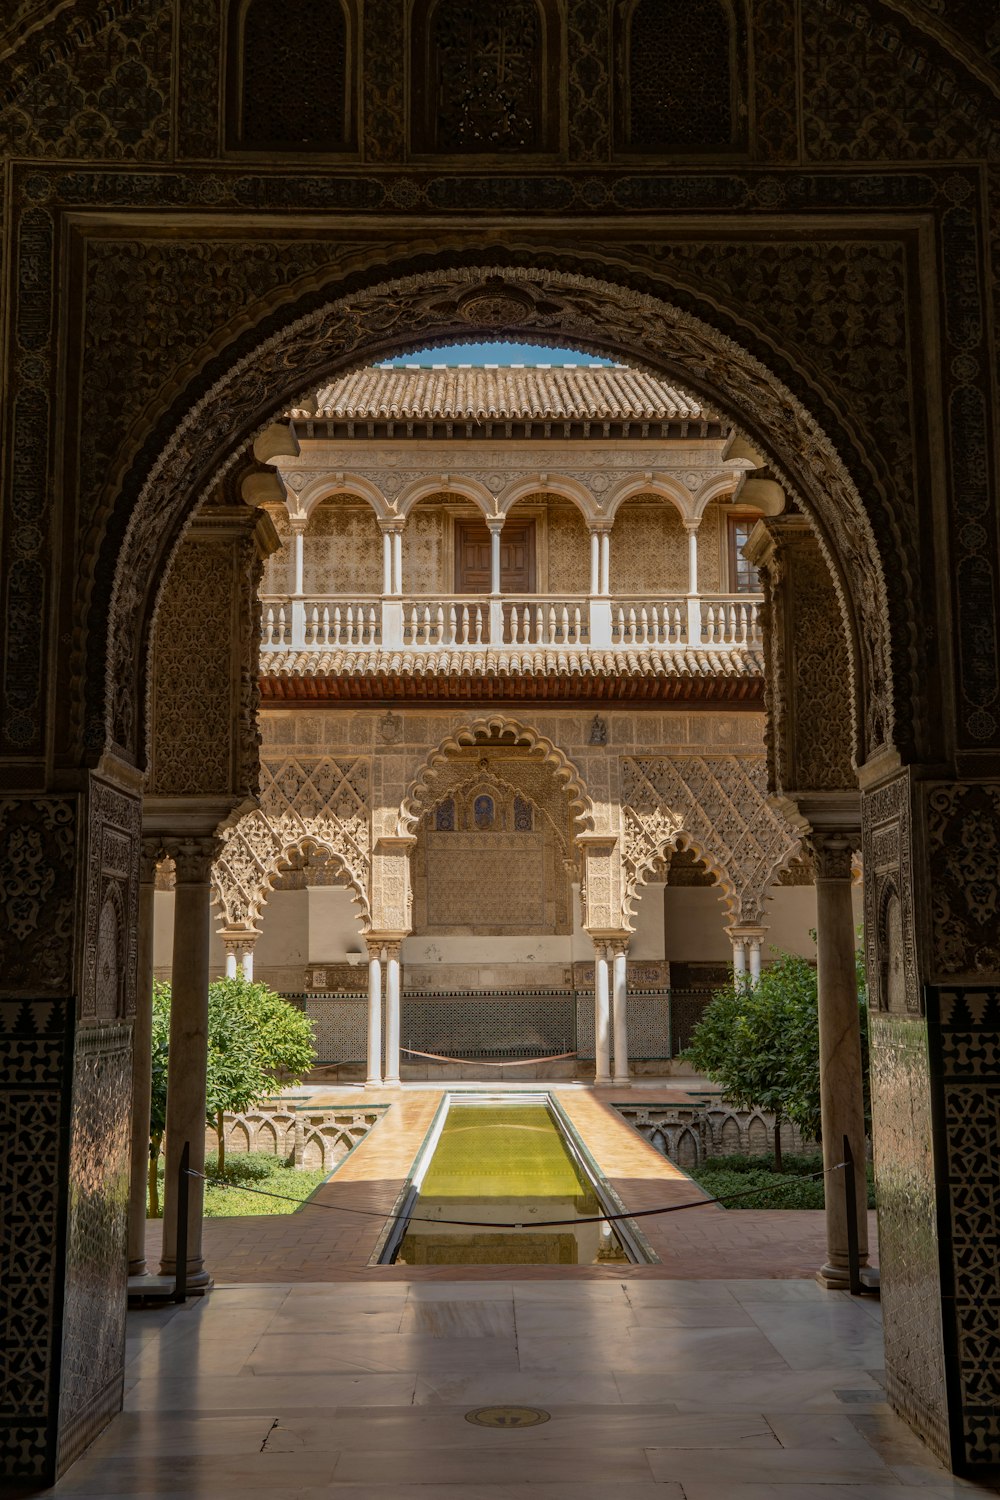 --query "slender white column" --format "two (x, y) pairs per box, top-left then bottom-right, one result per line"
(593, 944), (612, 1085)
(599, 531), (611, 595)
(748, 938), (762, 982)
(589, 530), (600, 595)
(382, 529), (393, 596)
(611, 940), (630, 1087)
(225, 949), (237, 979)
(128, 841), (160, 1277)
(814, 834), (869, 1286)
(684, 520), (702, 644)
(489, 522), (503, 594)
(384, 942), (401, 1086)
(160, 837), (219, 1287)
(366, 941), (383, 1087)
(292, 523), (305, 595)
(241, 946), (254, 982)
(392, 529), (403, 595)
(732, 934), (747, 976)
(685, 519), (700, 594)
